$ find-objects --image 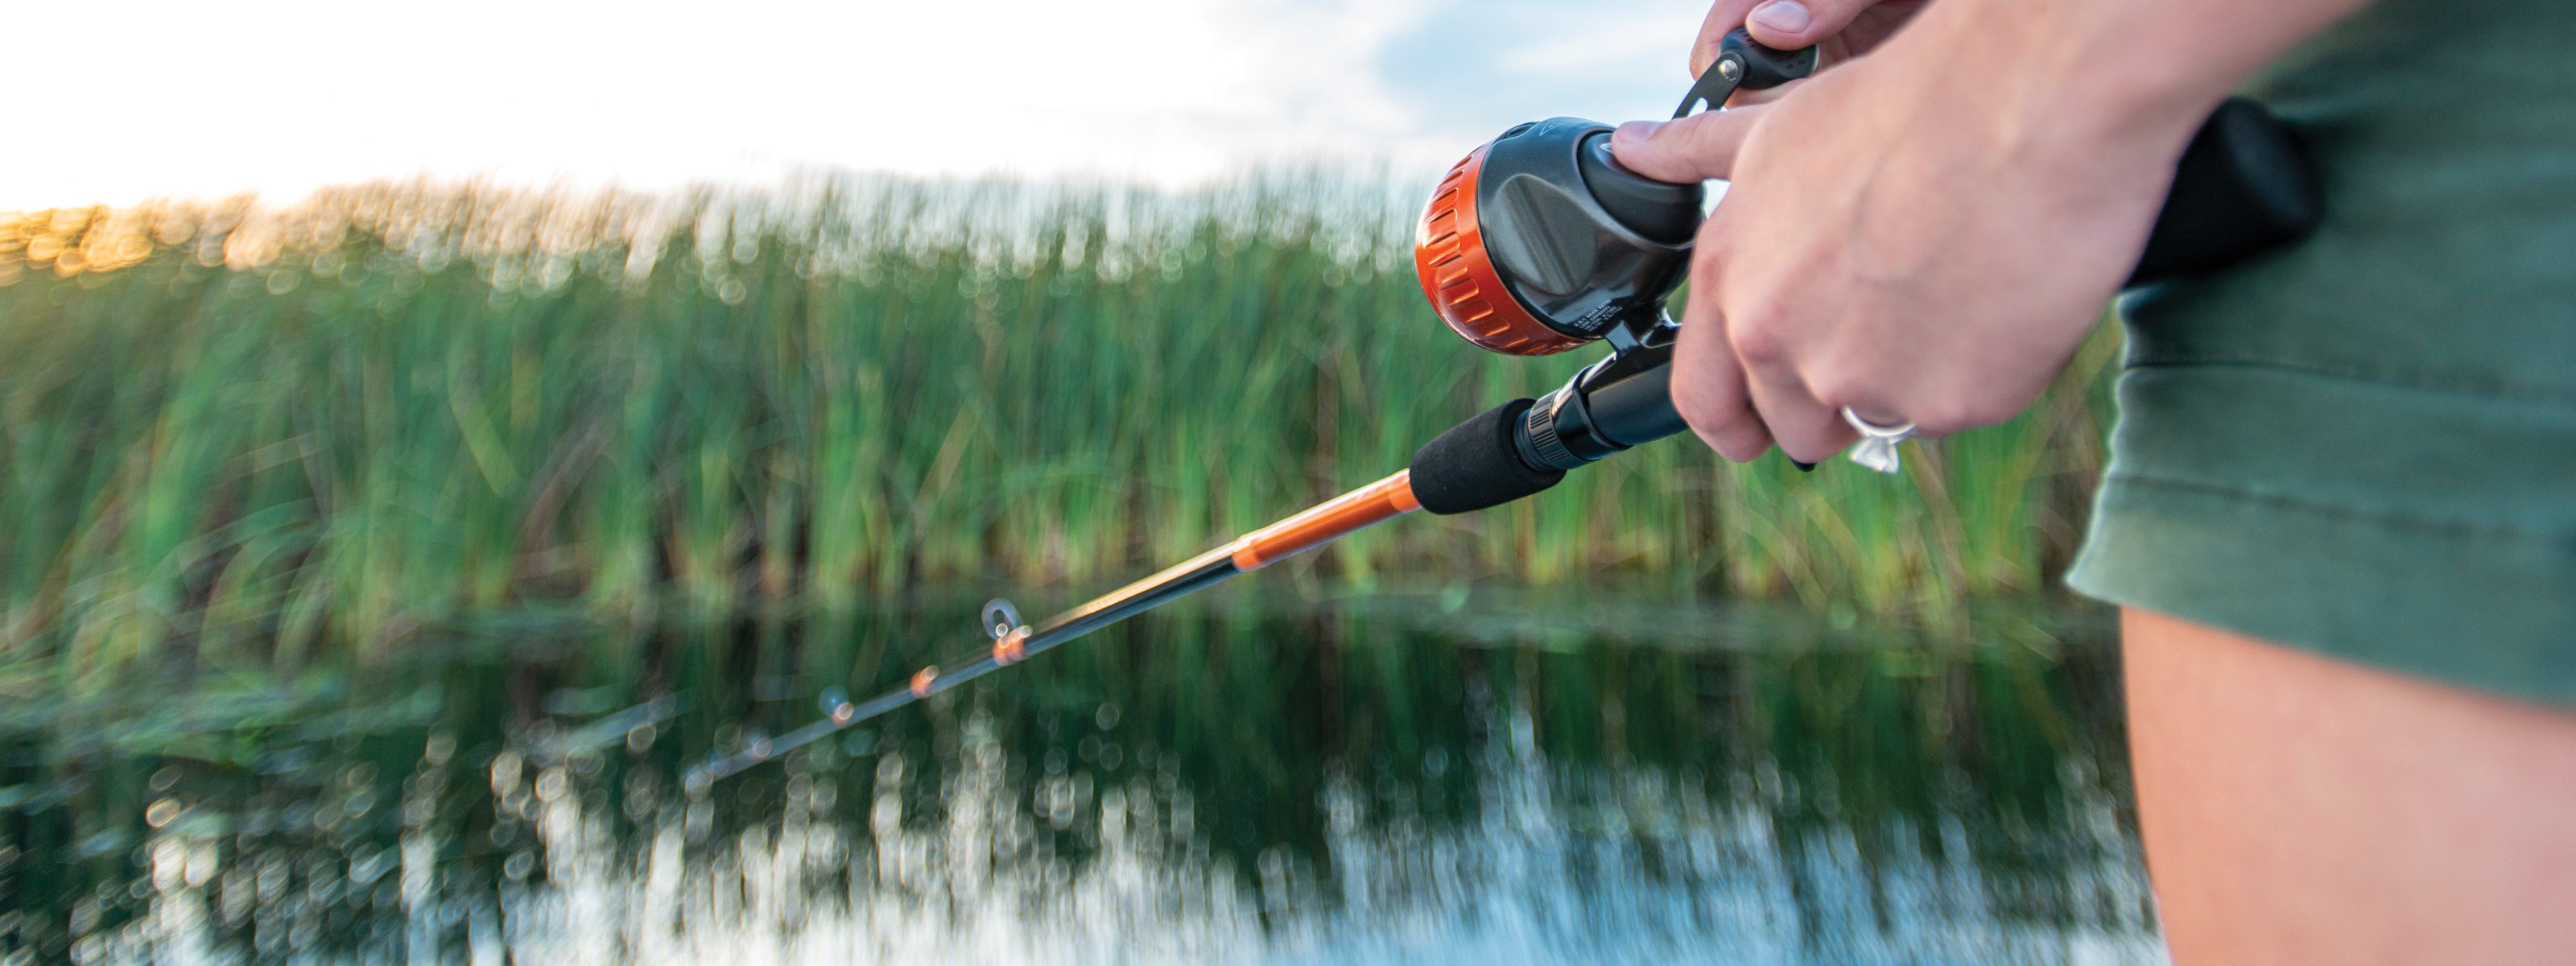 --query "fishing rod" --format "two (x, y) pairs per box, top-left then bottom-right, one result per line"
(687, 31), (2321, 789)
